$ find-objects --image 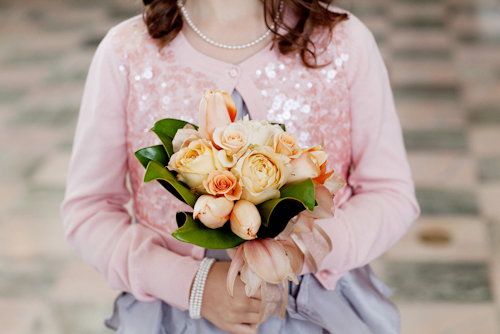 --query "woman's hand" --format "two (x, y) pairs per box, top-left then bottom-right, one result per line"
(199, 261), (262, 334)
